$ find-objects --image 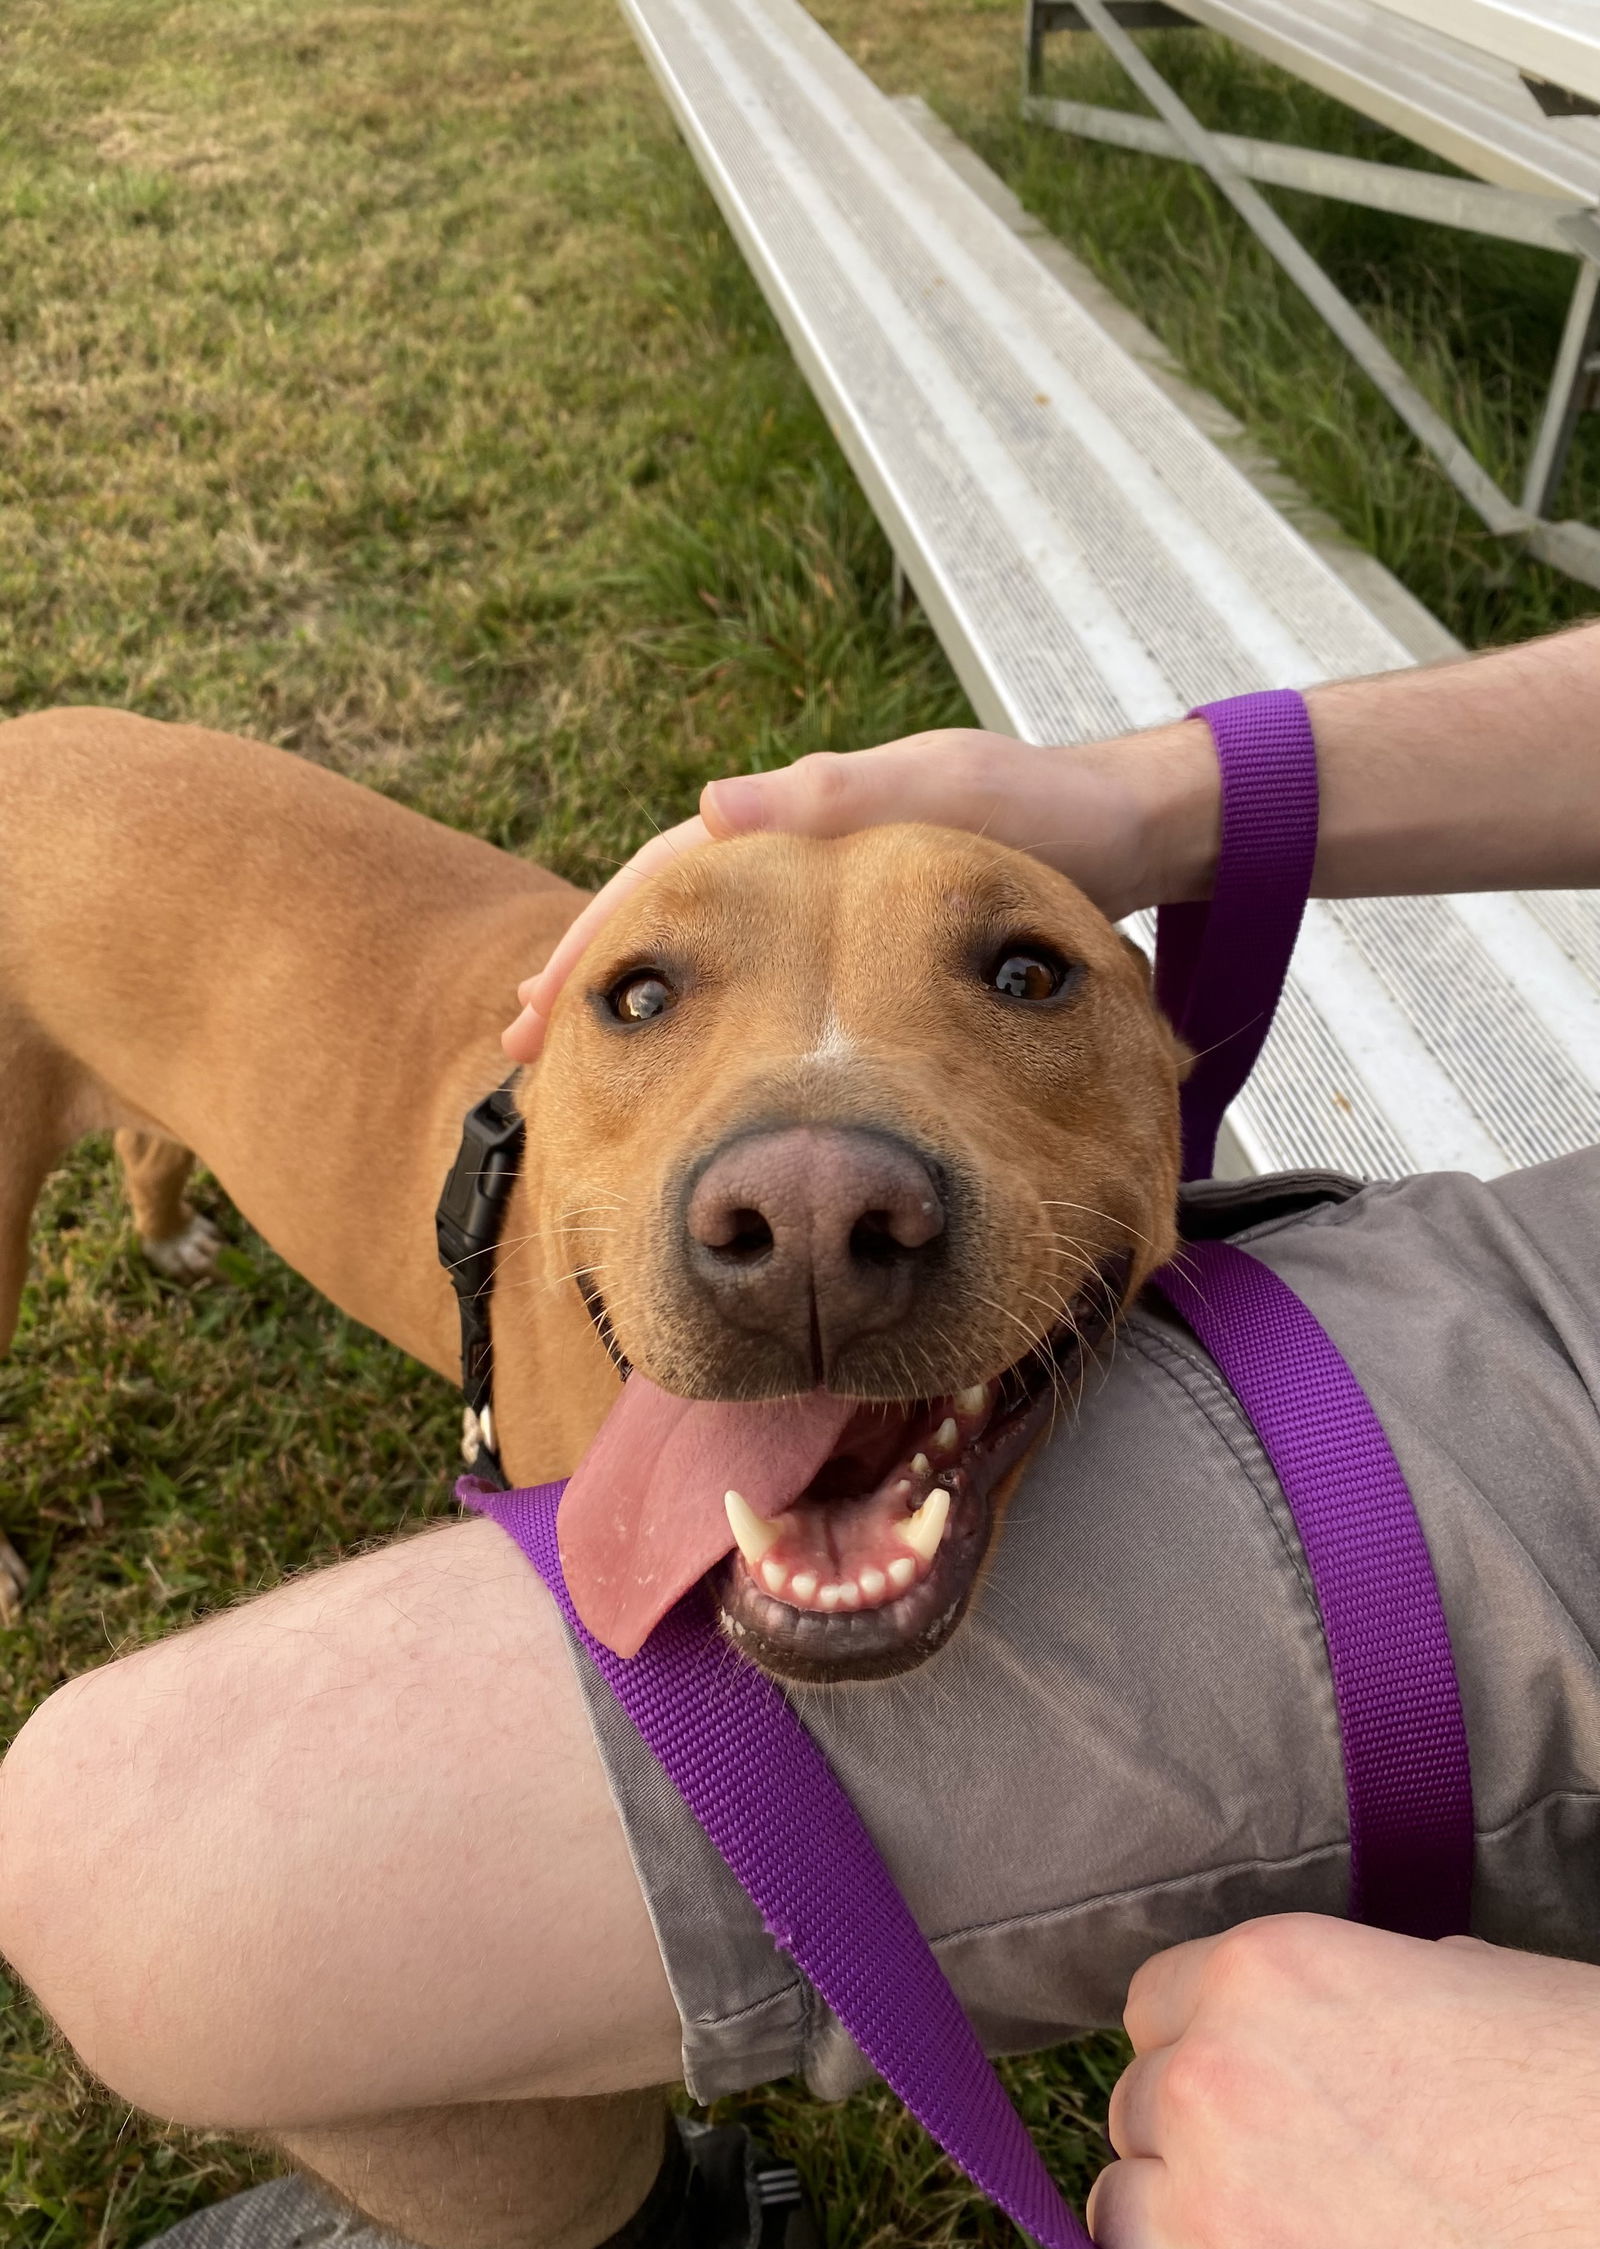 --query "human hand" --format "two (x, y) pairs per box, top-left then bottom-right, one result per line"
(1088, 1912), (1600, 2247)
(502, 721), (1216, 1061)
